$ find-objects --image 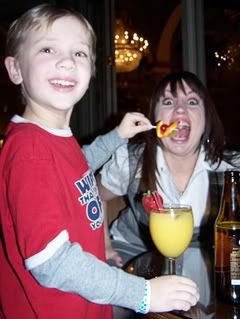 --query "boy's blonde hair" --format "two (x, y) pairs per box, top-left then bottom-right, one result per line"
(5, 3), (96, 76)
